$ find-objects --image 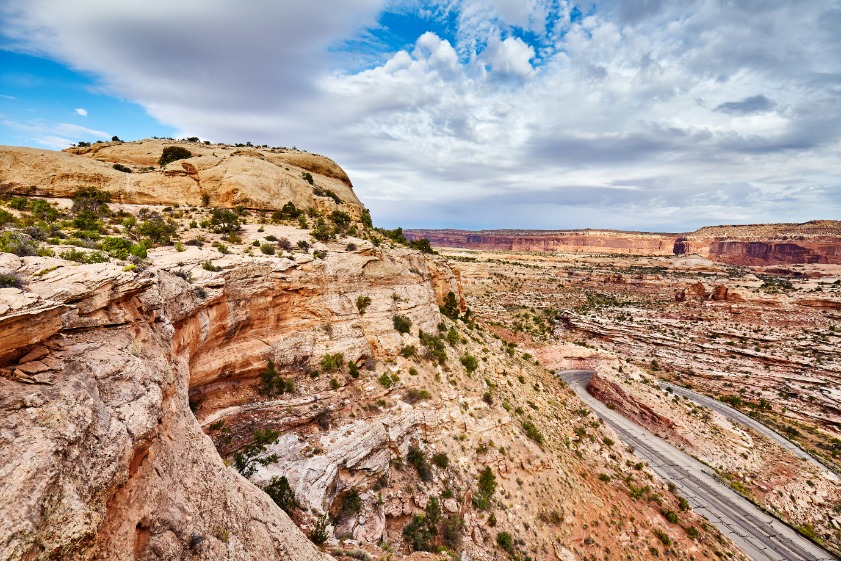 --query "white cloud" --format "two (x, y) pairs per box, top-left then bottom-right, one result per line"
(74, 107), (87, 116)
(1, 0), (840, 229)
